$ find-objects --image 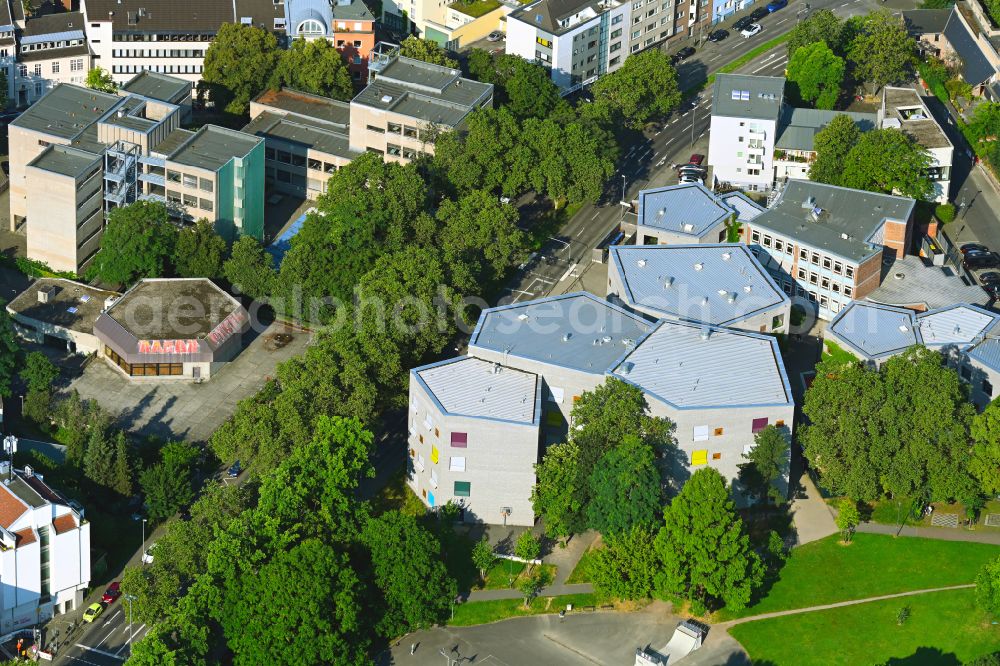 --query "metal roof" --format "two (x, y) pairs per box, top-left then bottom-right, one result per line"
(168, 125), (261, 171)
(866, 255), (989, 310)
(718, 191), (764, 222)
(27, 144), (101, 179)
(918, 304), (1000, 348)
(242, 111), (359, 160)
(611, 319), (793, 409)
(967, 332), (1000, 373)
(636, 183), (735, 238)
(469, 292), (653, 376)
(11, 84), (121, 140)
(902, 8), (952, 34)
(752, 180), (915, 263)
(21, 29), (83, 44)
(943, 10), (995, 87)
(826, 301), (919, 361)
(609, 244), (788, 327)
(711, 73), (785, 121)
(121, 71), (192, 104)
(413, 356), (539, 424)
(775, 107), (877, 152)
(508, 0), (613, 35)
